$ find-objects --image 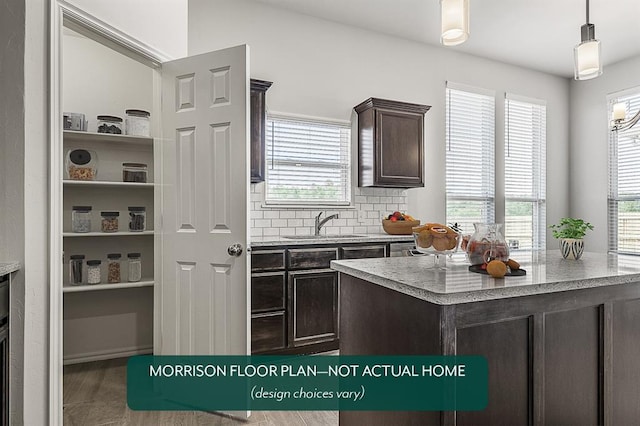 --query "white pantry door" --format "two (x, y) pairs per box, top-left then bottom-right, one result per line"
(160, 45), (250, 359)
